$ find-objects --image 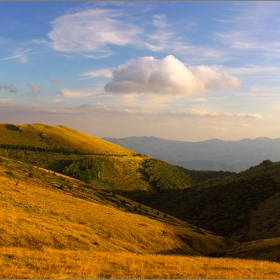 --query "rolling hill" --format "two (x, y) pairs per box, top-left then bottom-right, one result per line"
(1, 154), (280, 278)
(0, 122), (232, 192)
(0, 156), (234, 256)
(2, 155), (265, 278)
(119, 160), (280, 244)
(0, 123), (135, 155)
(222, 237), (280, 263)
(1, 121), (280, 276)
